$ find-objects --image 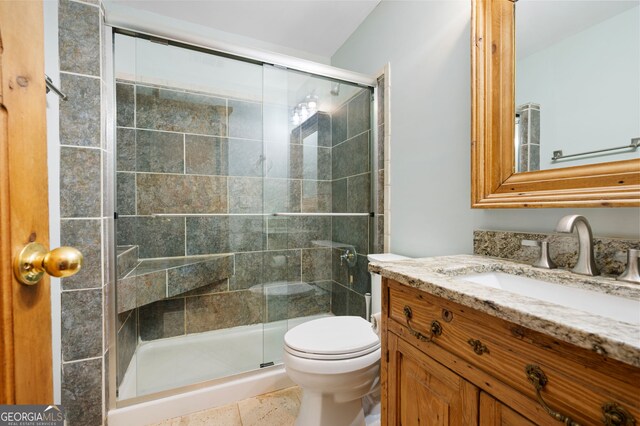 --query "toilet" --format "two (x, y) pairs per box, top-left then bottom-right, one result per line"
(283, 253), (410, 426)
